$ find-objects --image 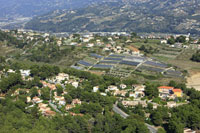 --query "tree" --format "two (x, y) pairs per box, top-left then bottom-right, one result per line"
(53, 66), (60, 75)
(167, 36), (175, 45)
(176, 36), (186, 43)
(168, 117), (184, 133)
(30, 65), (40, 76)
(191, 50), (200, 62)
(139, 45), (146, 51)
(41, 87), (50, 100)
(188, 113), (200, 130)
(198, 39), (200, 44)
(157, 128), (166, 133)
(0, 56), (5, 63)
(147, 103), (153, 111)
(144, 39), (148, 43)
(102, 37), (109, 43)
(56, 85), (63, 96)
(168, 80), (176, 87)
(123, 78), (137, 86)
(131, 32), (137, 38)
(64, 94), (72, 104)
(80, 103), (102, 116)
(144, 83), (159, 99)
(30, 88), (38, 98)
(0, 73), (23, 93)
(151, 111), (163, 126)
